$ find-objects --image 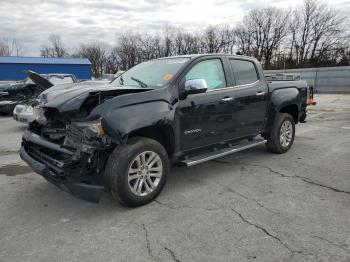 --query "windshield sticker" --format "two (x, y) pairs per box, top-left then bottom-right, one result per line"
(163, 74), (173, 81)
